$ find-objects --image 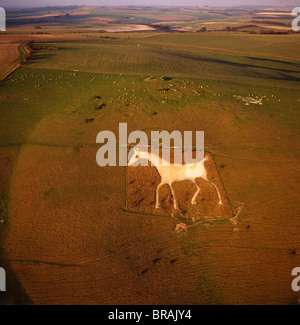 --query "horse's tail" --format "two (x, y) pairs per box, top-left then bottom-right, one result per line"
(185, 155), (207, 169)
(195, 155), (208, 165)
